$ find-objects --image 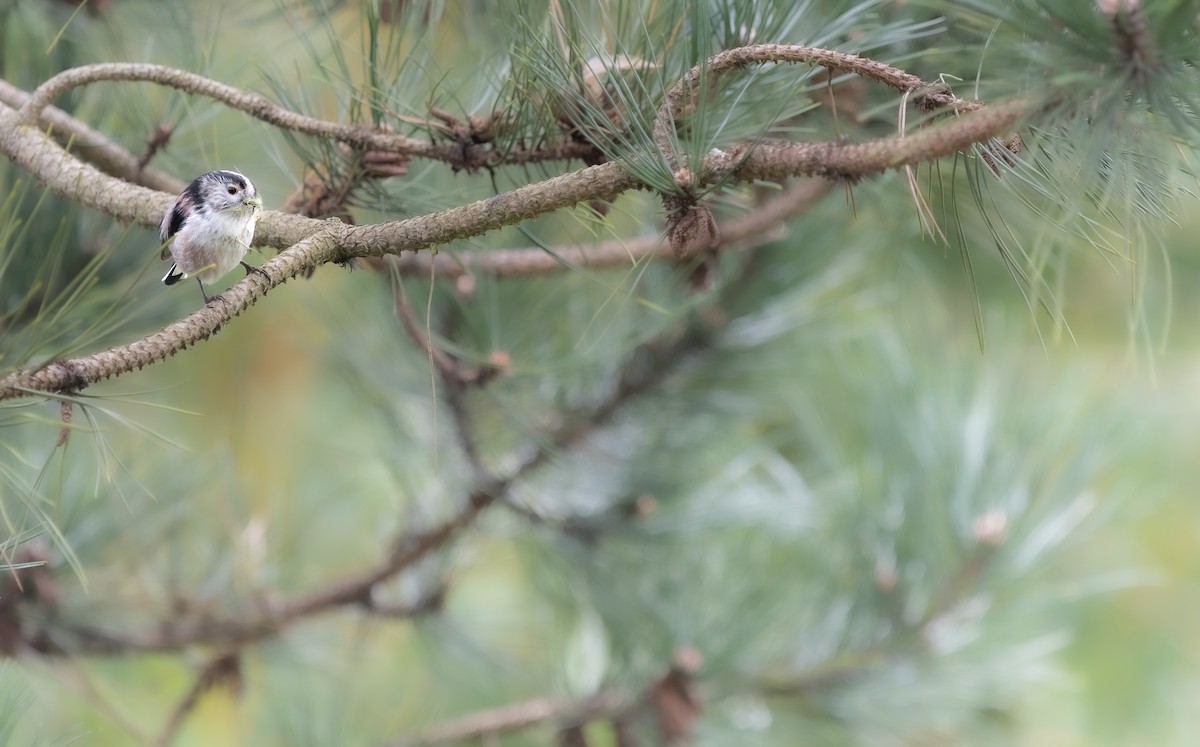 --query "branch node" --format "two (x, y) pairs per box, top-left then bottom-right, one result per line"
(56, 399), (74, 448)
(664, 196), (721, 288)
